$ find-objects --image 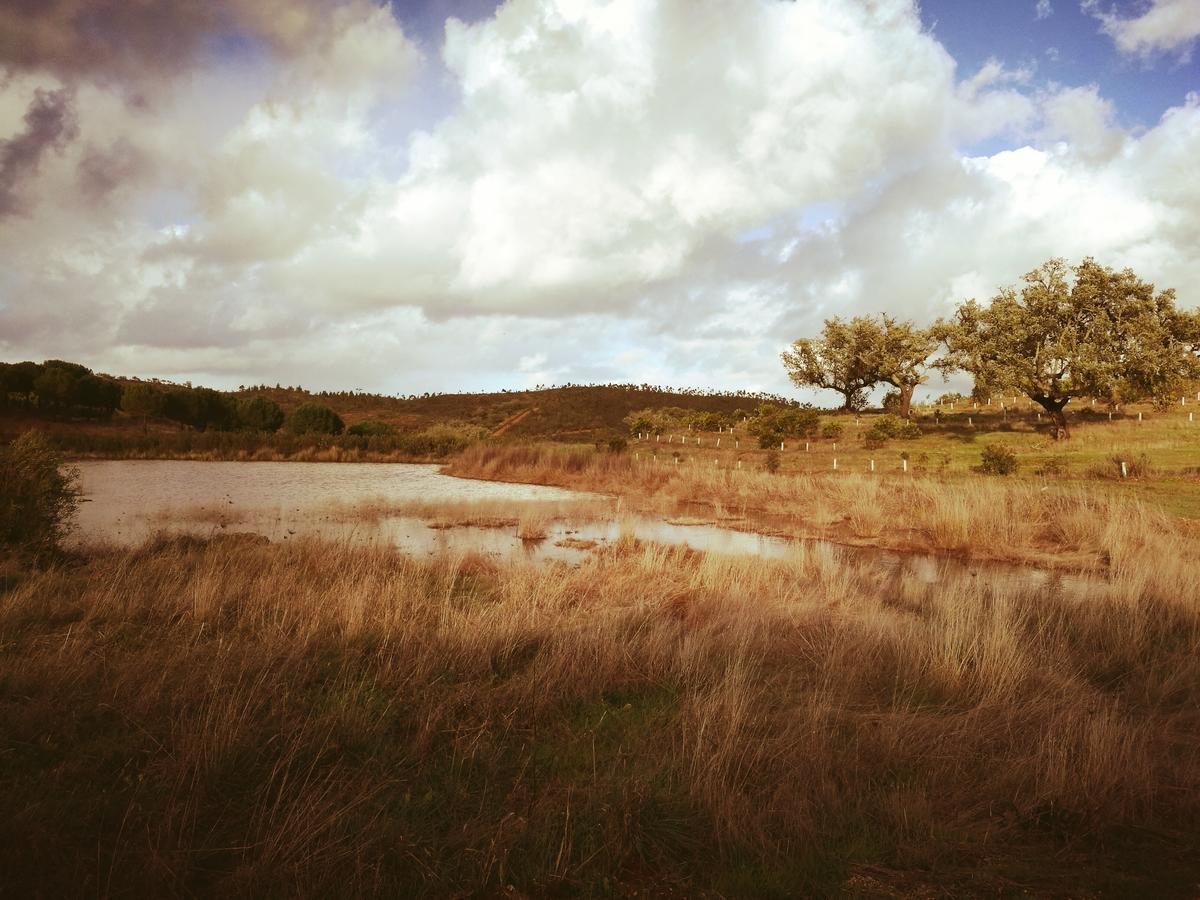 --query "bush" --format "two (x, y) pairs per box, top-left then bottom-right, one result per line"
(1109, 453), (1152, 478)
(977, 444), (1018, 476)
(237, 396), (285, 432)
(862, 414), (921, 448)
(285, 403), (345, 436)
(607, 437), (628, 454)
(1035, 456), (1067, 476)
(747, 404), (819, 445)
(0, 431), (79, 554)
(347, 419), (395, 438)
(763, 449), (780, 473)
(821, 421), (843, 441)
